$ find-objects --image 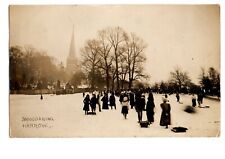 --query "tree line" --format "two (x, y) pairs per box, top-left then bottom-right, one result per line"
(9, 45), (84, 91)
(151, 67), (220, 96)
